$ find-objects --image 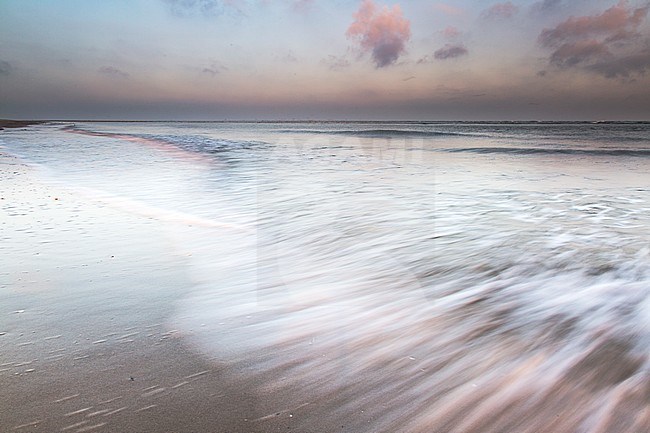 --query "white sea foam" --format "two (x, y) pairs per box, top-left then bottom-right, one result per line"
(2, 121), (649, 432)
